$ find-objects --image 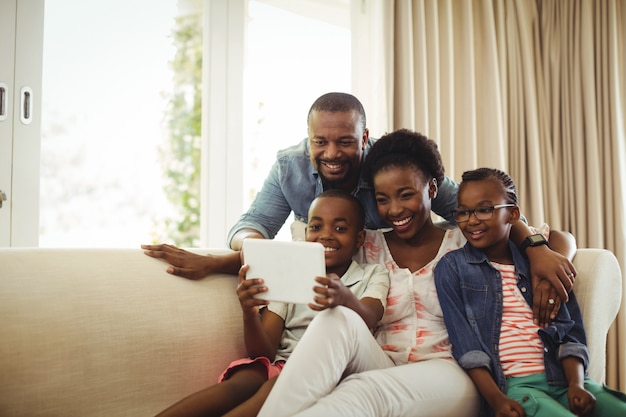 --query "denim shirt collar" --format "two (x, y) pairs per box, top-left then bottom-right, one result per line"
(461, 239), (531, 281)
